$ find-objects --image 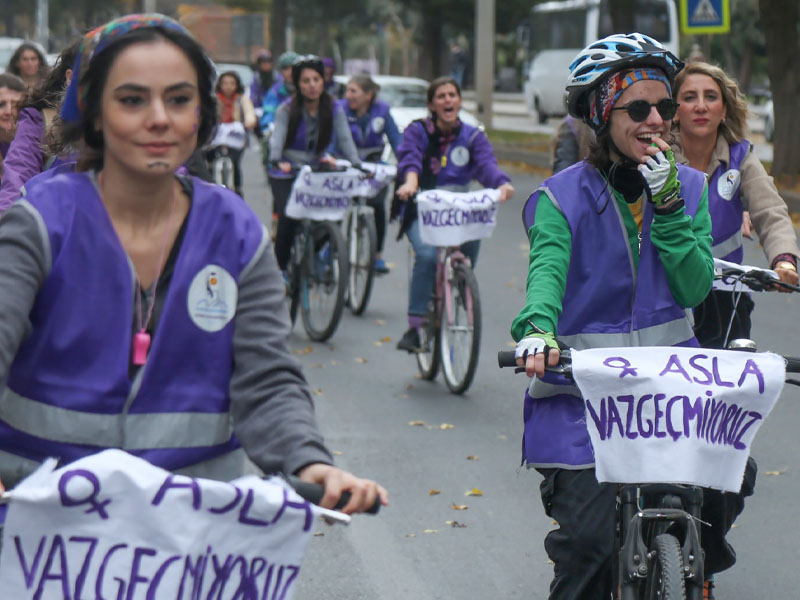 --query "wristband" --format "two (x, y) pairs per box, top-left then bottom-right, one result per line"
(653, 196), (684, 216)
